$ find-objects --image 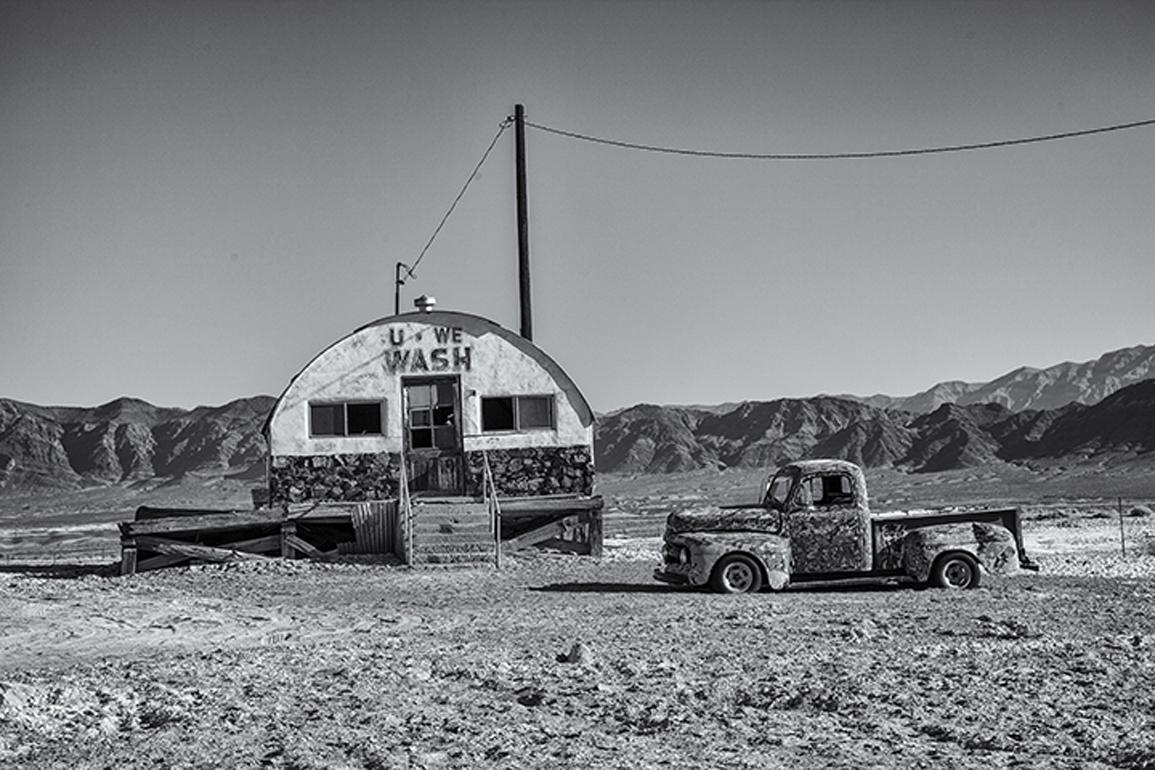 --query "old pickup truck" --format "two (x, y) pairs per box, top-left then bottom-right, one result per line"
(654, 459), (1037, 593)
